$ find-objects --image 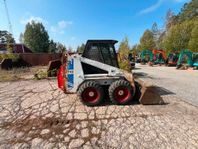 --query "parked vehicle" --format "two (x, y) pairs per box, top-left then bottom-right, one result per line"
(167, 53), (179, 66)
(152, 49), (167, 65)
(128, 53), (135, 69)
(192, 52), (198, 68)
(177, 49), (193, 69)
(140, 49), (153, 64)
(57, 40), (162, 106)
